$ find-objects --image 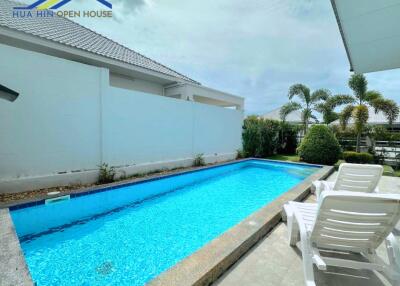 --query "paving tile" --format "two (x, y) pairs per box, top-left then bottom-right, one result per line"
(214, 173), (400, 286)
